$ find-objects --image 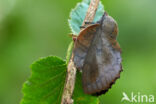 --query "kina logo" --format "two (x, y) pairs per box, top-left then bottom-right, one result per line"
(121, 92), (154, 103)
